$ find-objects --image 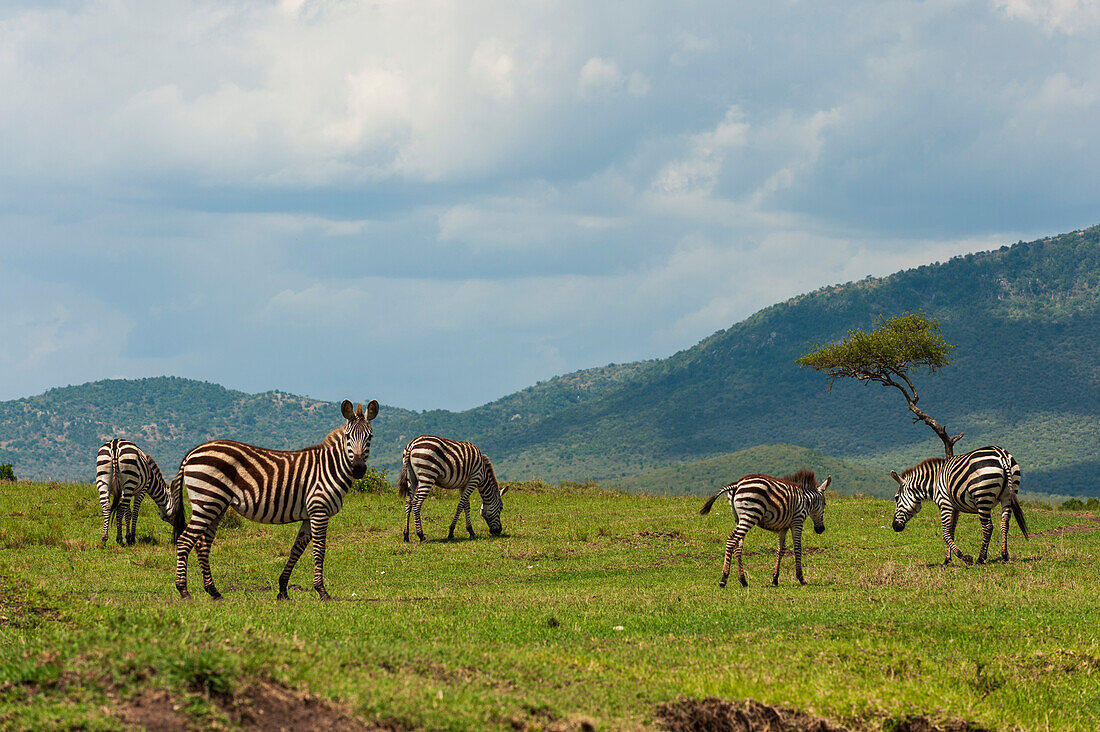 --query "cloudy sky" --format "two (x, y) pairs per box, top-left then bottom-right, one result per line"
(2, 0), (1098, 410)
